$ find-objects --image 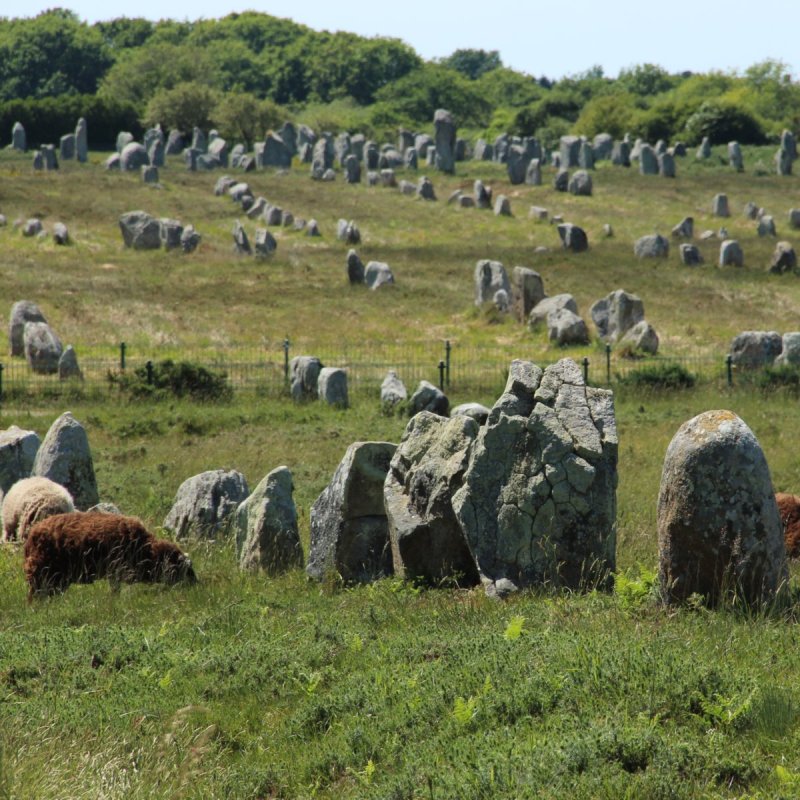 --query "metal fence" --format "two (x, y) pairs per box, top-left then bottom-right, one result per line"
(0, 339), (750, 403)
